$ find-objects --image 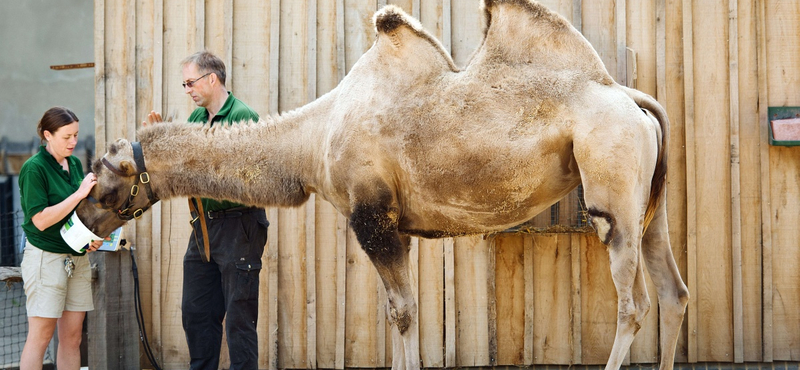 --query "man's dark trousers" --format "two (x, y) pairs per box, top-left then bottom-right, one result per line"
(182, 207), (268, 370)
